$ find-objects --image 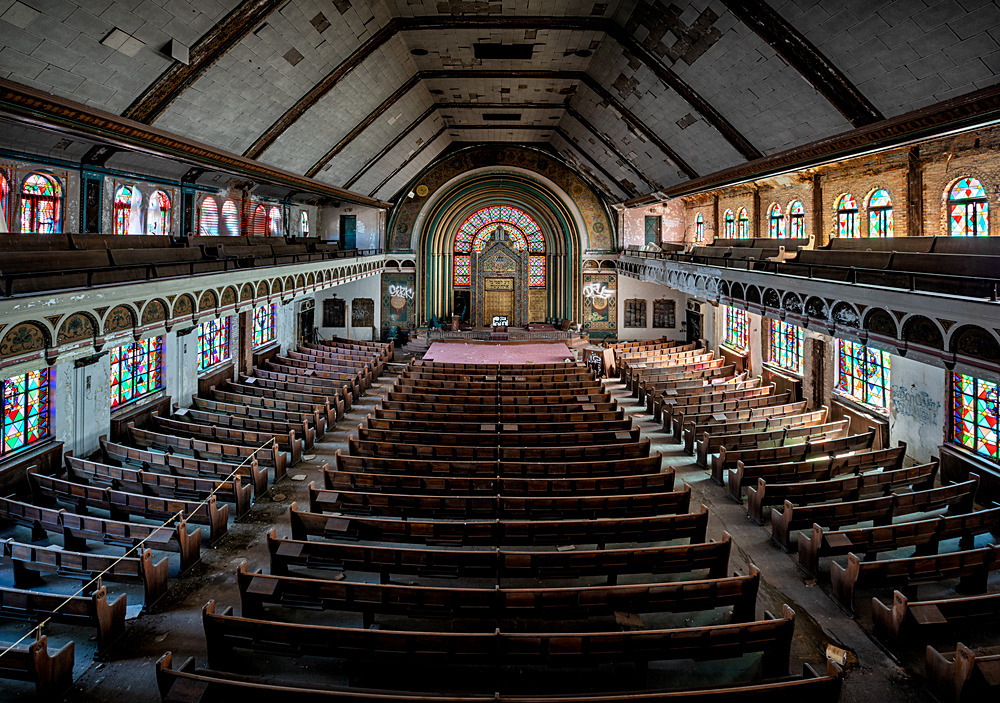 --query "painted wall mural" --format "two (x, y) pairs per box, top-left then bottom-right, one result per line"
(382, 273), (415, 329)
(583, 273), (617, 339)
(389, 146), (613, 252)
